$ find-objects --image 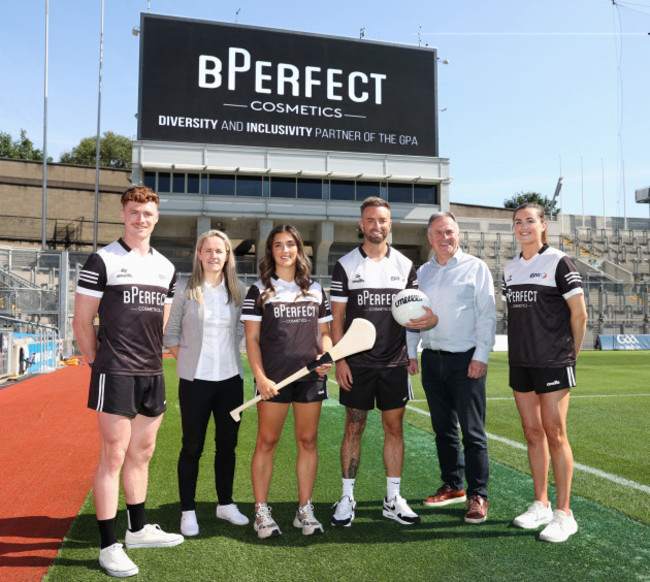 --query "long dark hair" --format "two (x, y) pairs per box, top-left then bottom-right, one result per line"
(514, 203), (548, 244)
(258, 224), (312, 307)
